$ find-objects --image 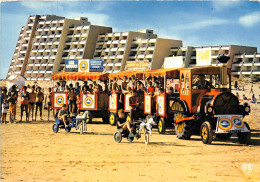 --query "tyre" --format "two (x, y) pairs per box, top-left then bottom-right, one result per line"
(127, 133), (134, 142)
(126, 113), (131, 123)
(175, 120), (193, 140)
(237, 122), (251, 145)
(145, 132), (149, 145)
(109, 112), (116, 126)
(65, 127), (71, 133)
(53, 124), (59, 133)
(216, 133), (232, 140)
(200, 121), (213, 144)
(158, 117), (166, 134)
(114, 132), (122, 143)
